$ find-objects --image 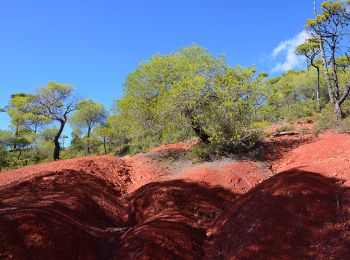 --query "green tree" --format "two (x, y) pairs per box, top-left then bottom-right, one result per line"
(70, 99), (107, 154)
(93, 114), (129, 155)
(206, 65), (266, 150)
(119, 45), (225, 147)
(31, 81), (78, 160)
(305, 0), (350, 120)
(0, 130), (11, 171)
(118, 44), (265, 152)
(265, 69), (327, 121)
(0, 144), (7, 171)
(7, 93), (47, 135)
